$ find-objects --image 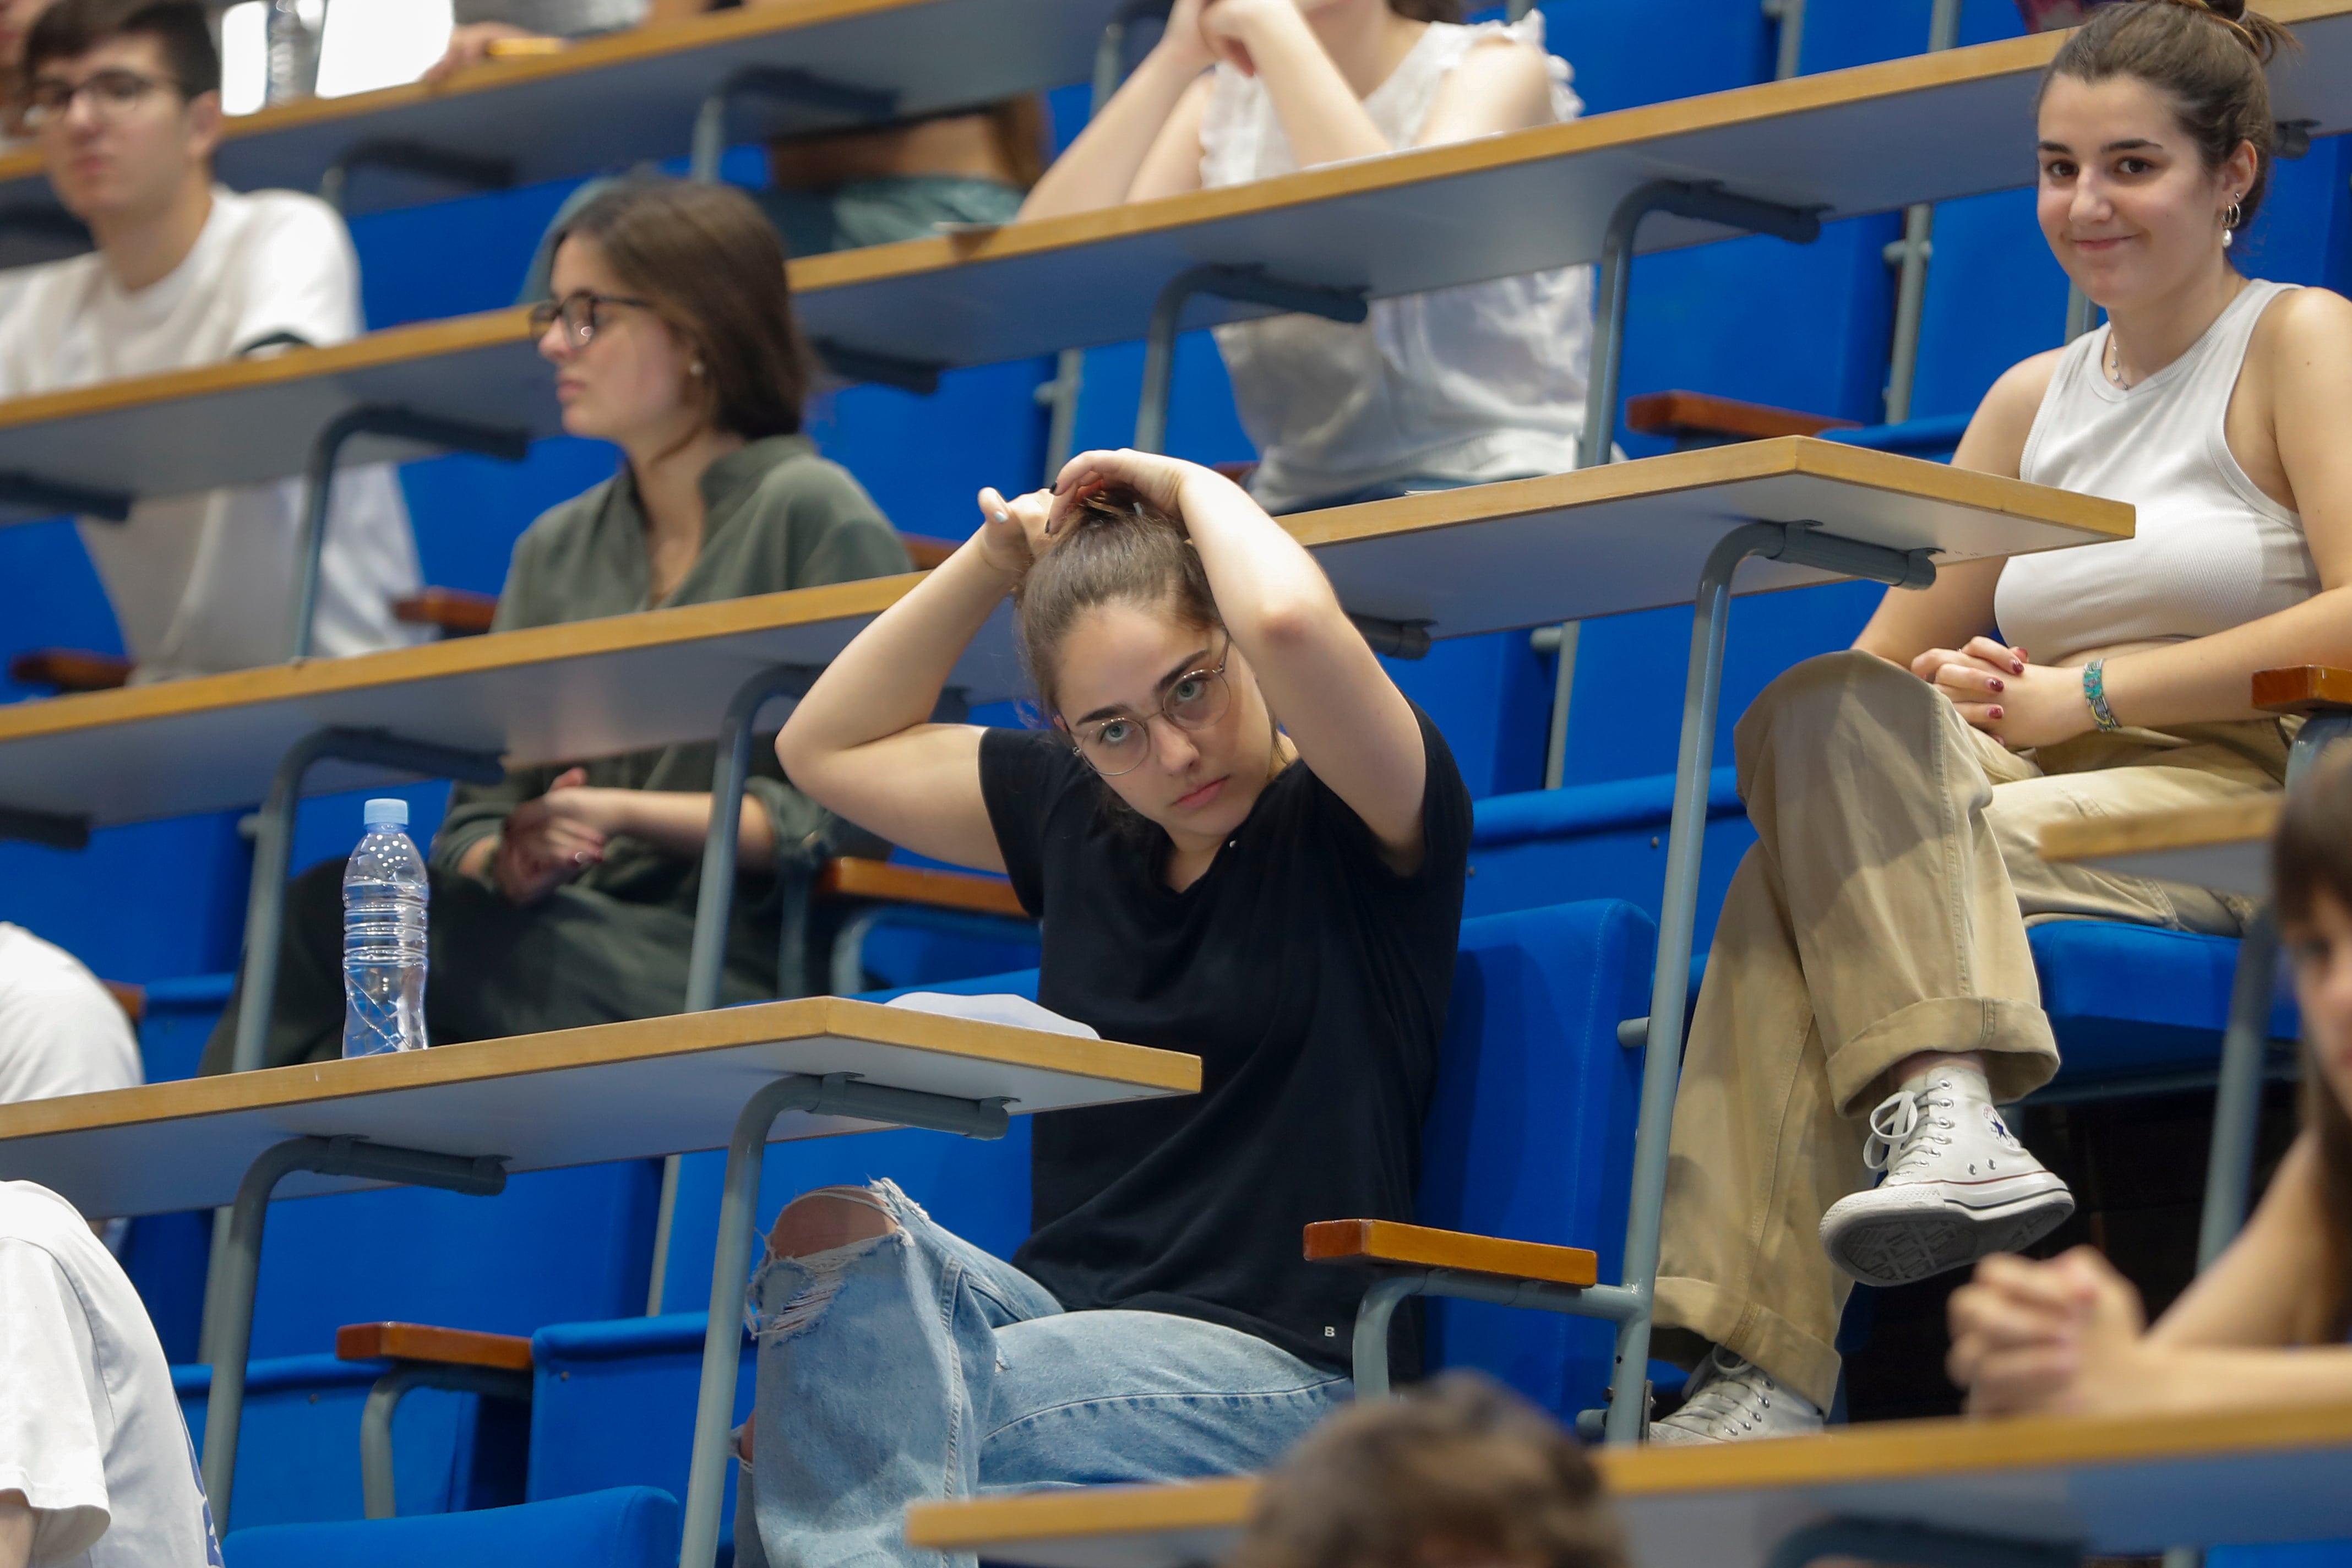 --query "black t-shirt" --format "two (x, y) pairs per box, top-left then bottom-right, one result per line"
(977, 705), (1473, 1373)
